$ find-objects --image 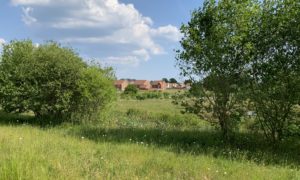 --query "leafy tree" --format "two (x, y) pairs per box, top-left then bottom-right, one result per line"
(169, 78), (178, 83)
(248, 0), (300, 142)
(176, 0), (259, 140)
(162, 78), (169, 83)
(184, 79), (192, 85)
(0, 40), (116, 122)
(124, 84), (138, 95)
